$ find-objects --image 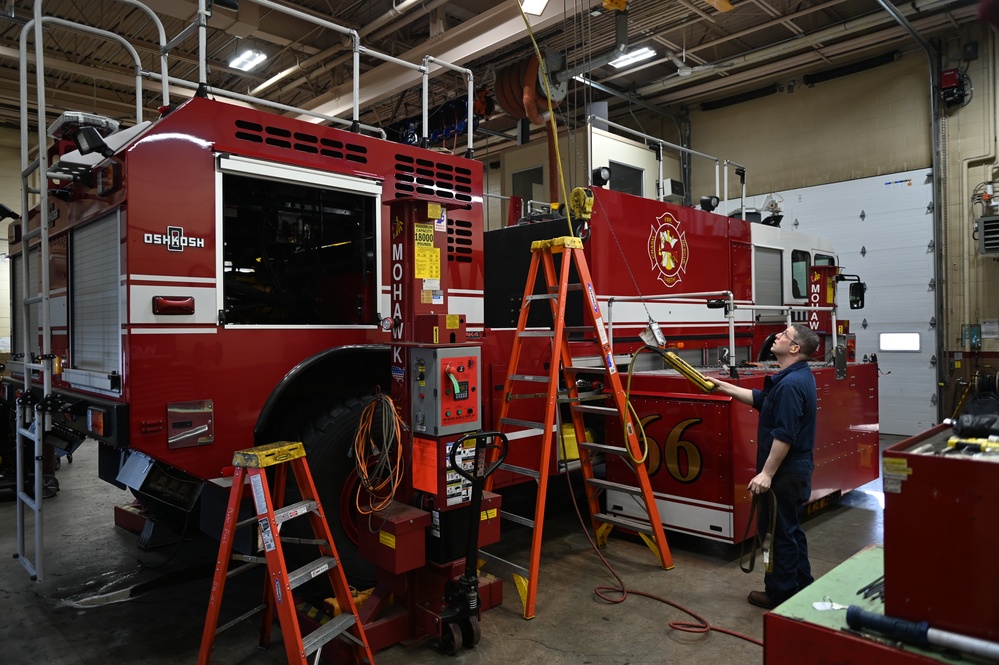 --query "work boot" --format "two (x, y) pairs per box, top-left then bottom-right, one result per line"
(747, 590), (777, 609)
